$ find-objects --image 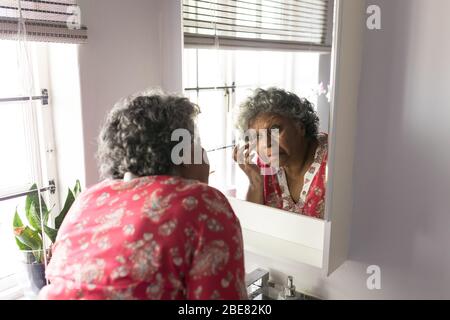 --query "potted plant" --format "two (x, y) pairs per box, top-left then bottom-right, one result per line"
(12, 181), (81, 295)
